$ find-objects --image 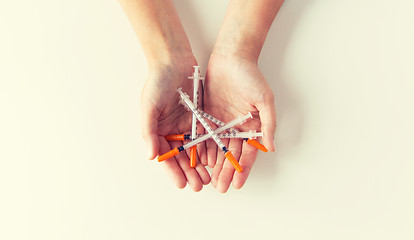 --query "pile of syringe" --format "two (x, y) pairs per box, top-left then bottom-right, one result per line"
(157, 66), (268, 173)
